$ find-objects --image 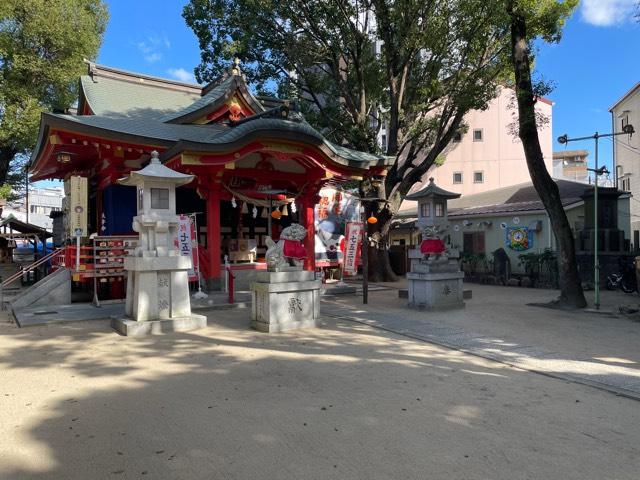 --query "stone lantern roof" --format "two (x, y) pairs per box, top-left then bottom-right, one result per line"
(118, 151), (194, 187)
(405, 178), (461, 200)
